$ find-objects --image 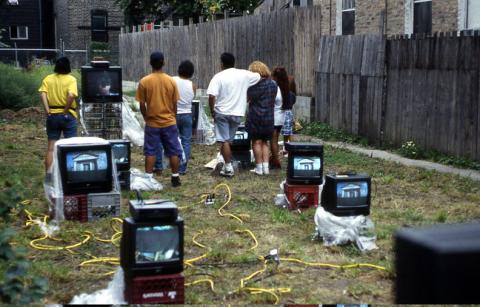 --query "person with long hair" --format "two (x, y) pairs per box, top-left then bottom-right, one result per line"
(270, 67), (290, 169)
(246, 61), (277, 175)
(281, 76), (297, 145)
(38, 56), (78, 174)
